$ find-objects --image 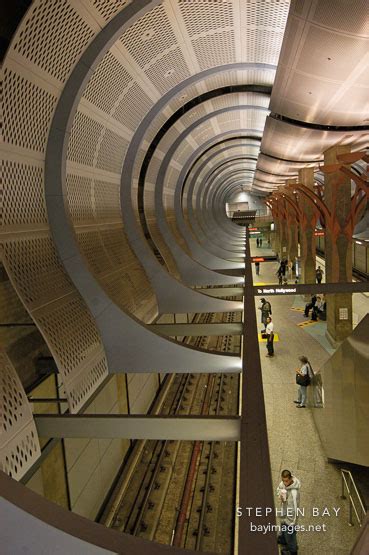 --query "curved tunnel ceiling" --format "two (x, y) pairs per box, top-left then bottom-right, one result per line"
(255, 0), (369, 186)
(2, 0), (369, 417)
